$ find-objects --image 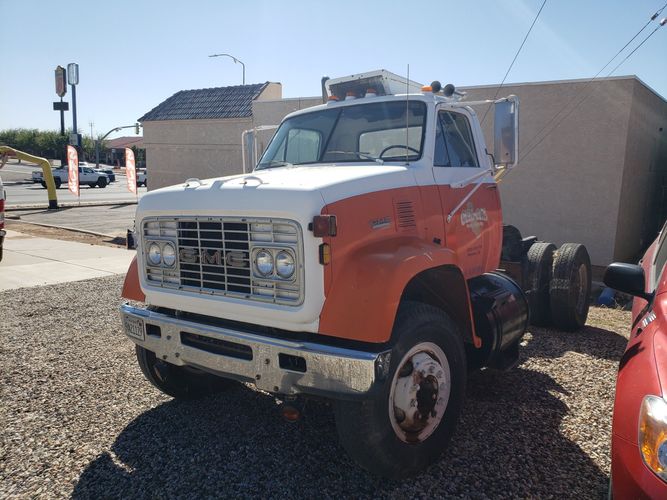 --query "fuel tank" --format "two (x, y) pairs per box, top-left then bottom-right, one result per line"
(468, 272), (529, 369)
